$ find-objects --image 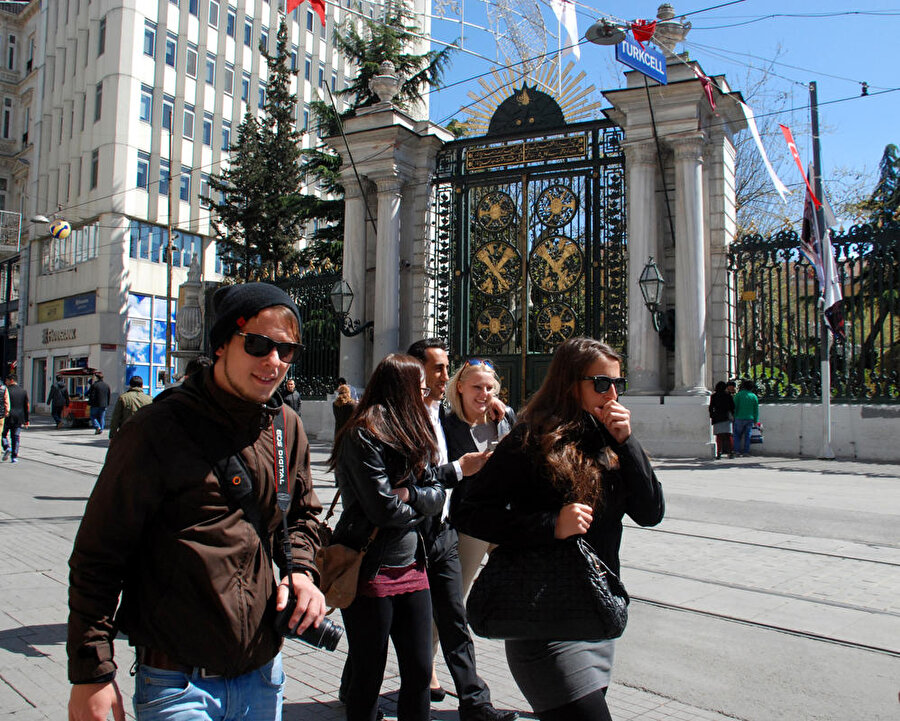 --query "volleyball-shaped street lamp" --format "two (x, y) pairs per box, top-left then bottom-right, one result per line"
(49, 219), (71, 239)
